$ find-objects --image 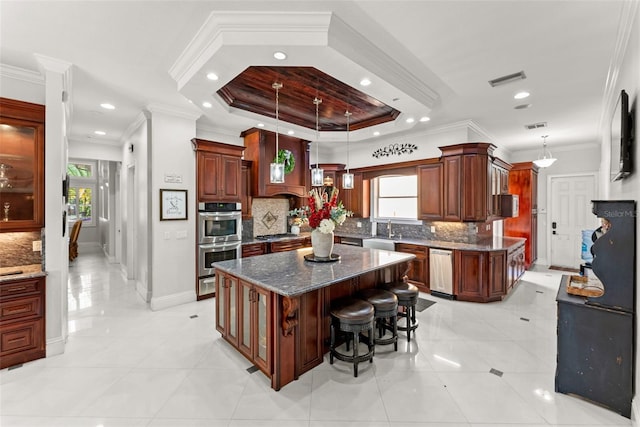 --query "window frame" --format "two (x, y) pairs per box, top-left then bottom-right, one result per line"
(371, 174), (422, 225)
(67, 160), (97, 227)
